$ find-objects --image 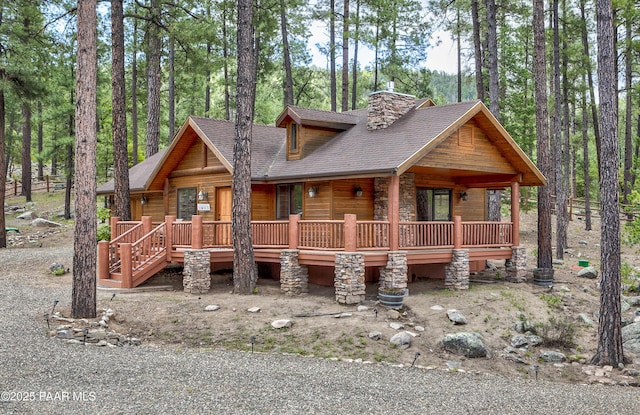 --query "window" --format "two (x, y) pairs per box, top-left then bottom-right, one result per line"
(290, 123), (298, 152)
(177, 187), (197, 220)
(416, 188), (452, 221)
(276, 184), (302, 219)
